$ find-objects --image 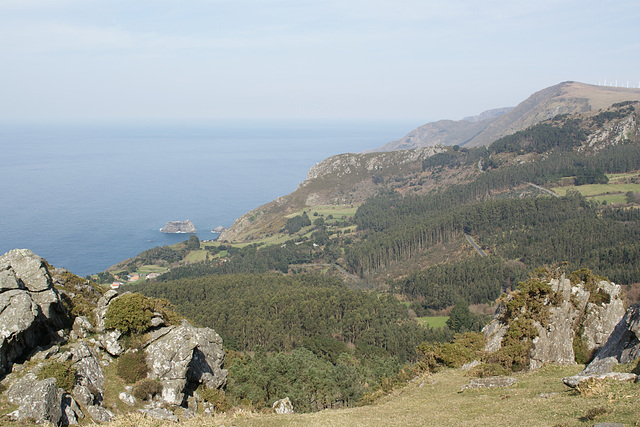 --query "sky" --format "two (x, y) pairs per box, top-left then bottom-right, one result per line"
(1, 0), (639, 123)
